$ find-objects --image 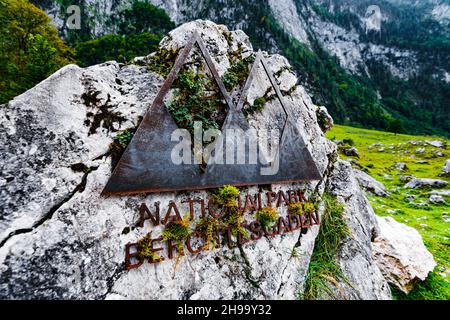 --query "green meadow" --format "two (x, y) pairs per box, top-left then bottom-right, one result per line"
(326, 125), (450, 300)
